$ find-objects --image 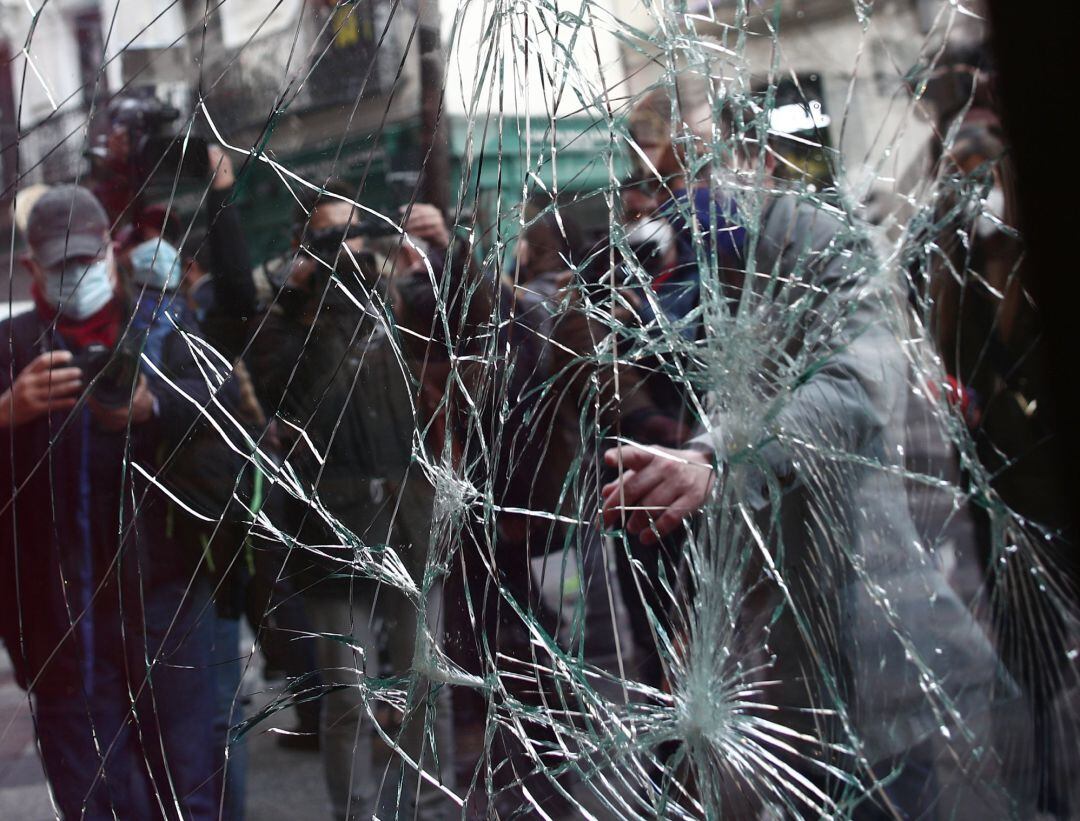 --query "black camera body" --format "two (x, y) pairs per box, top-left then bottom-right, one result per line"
(90, 90), (209, 181)
(304, 219), (401, 262)
(627, 238), (669, 278)
(72, 339), (143, 409)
